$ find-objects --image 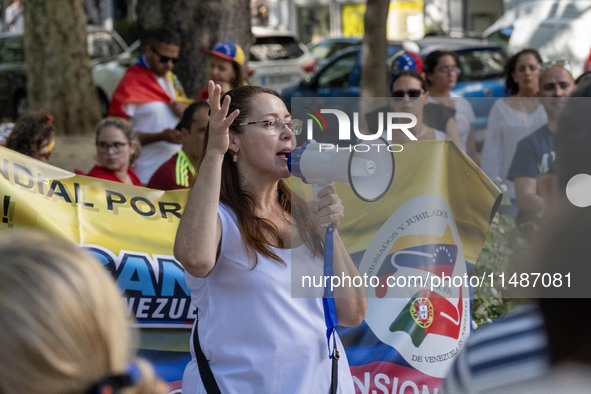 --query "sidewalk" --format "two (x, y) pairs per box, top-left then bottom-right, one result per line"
(49, 133), (96, 173)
